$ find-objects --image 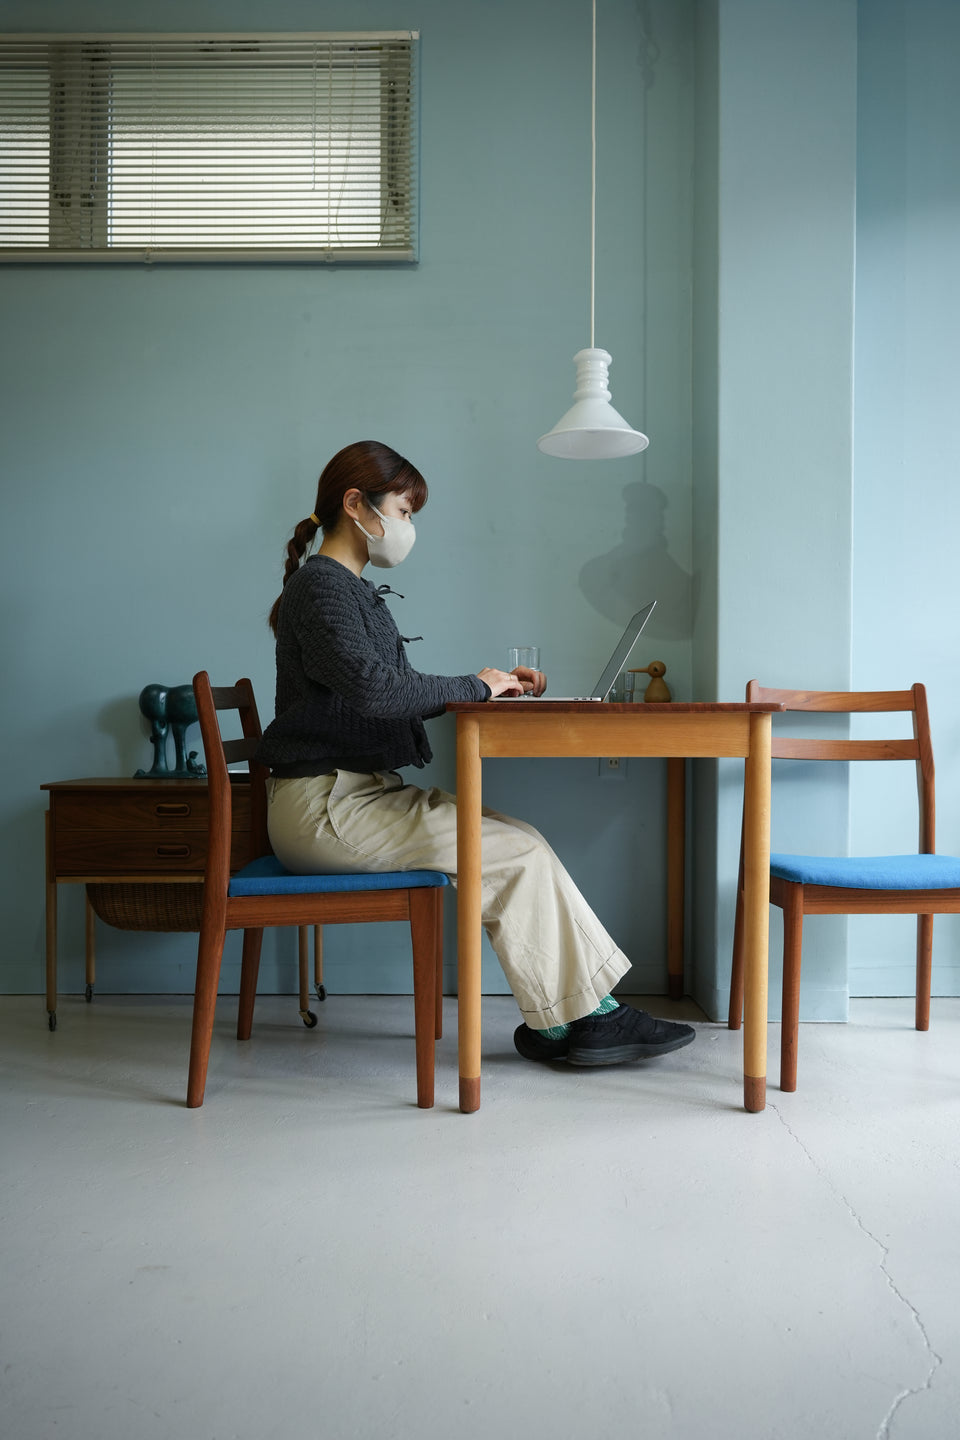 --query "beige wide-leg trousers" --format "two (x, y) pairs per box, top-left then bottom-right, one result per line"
(266, 770), (631, 1030)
